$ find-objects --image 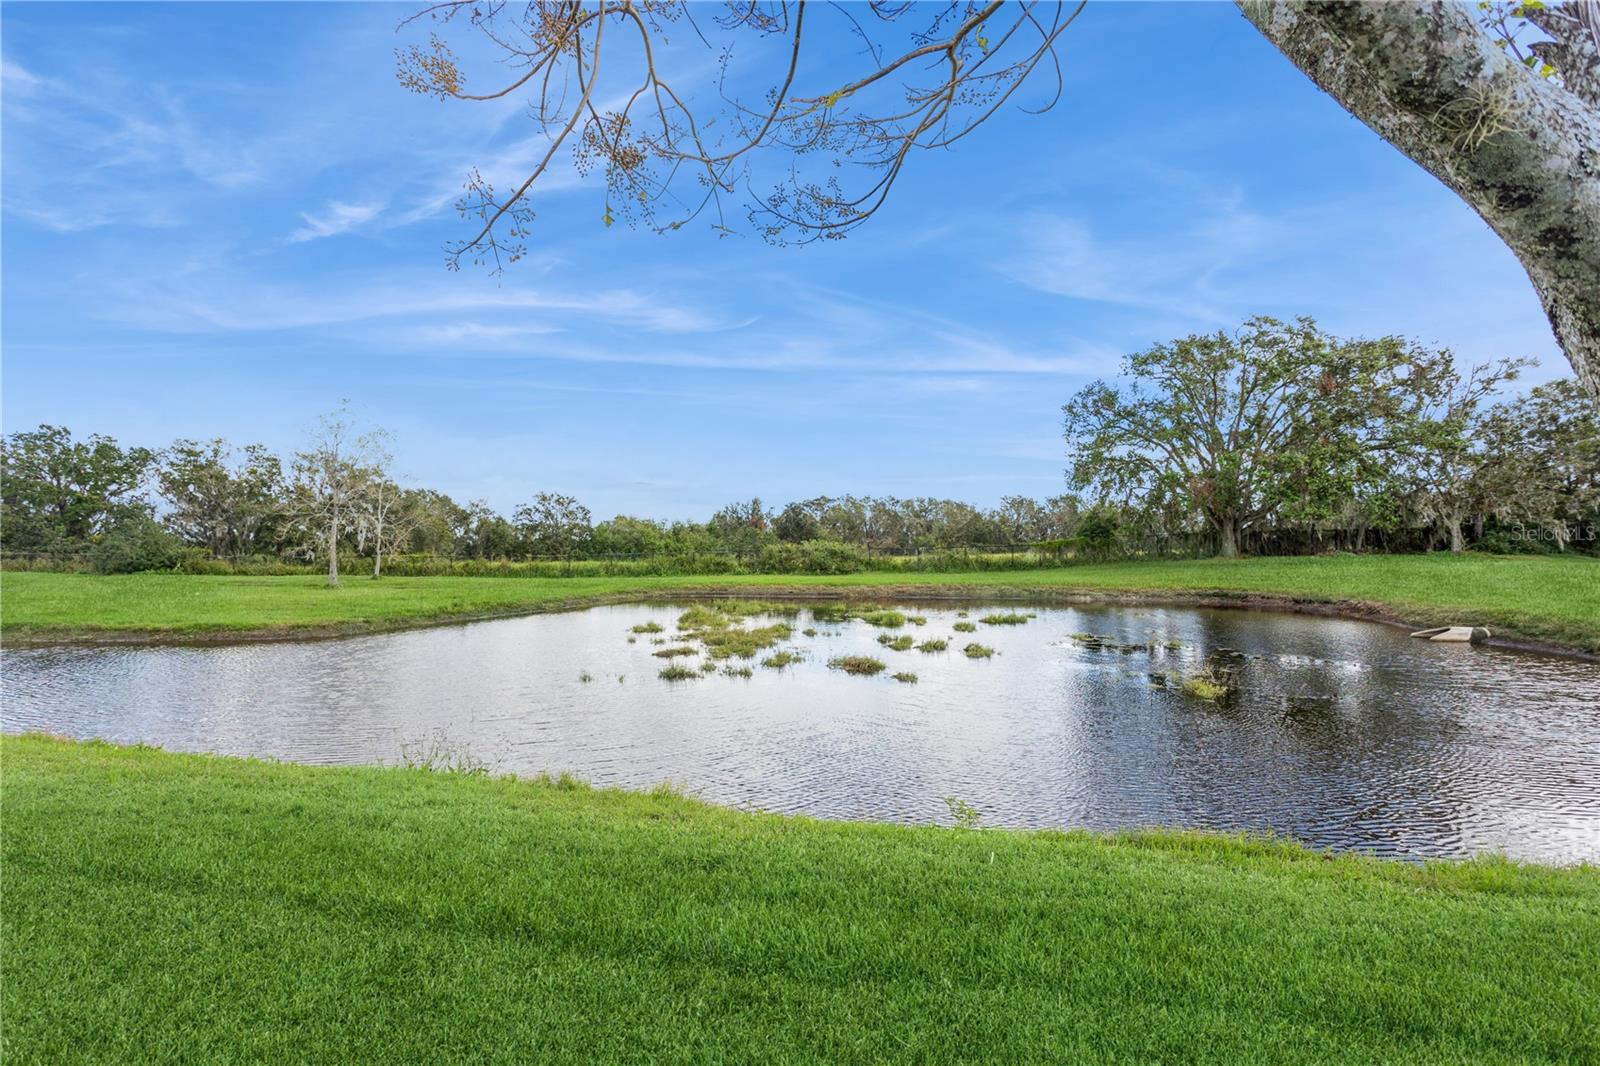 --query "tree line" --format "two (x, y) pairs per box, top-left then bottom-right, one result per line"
(4, 317), (1595, 580)
(1063, 317), (1599, 558)
(0, 408), (1084, 581)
